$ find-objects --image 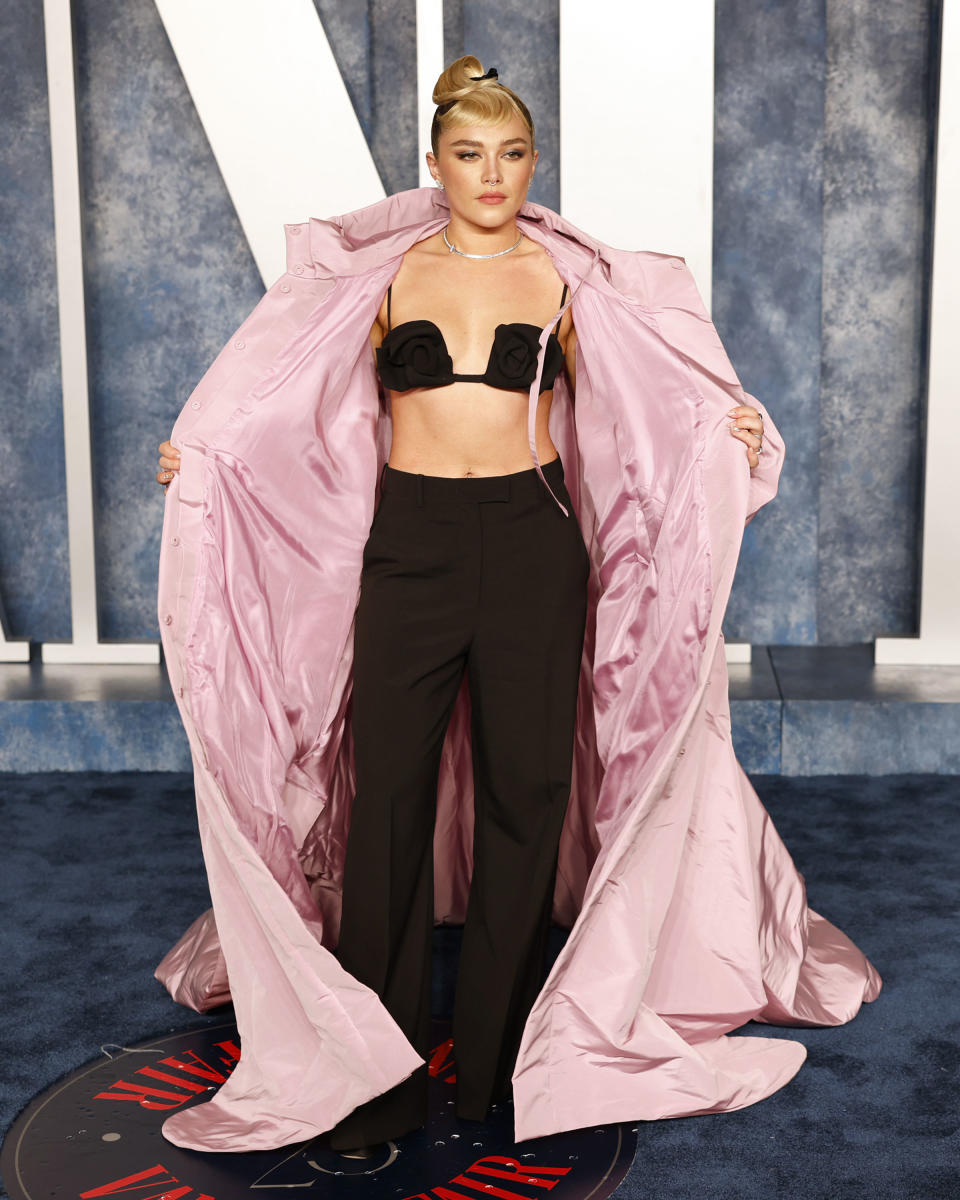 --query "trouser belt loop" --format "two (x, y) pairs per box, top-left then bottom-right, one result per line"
(416, 474), (424, 506)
